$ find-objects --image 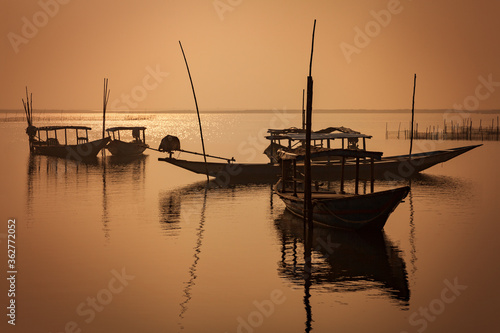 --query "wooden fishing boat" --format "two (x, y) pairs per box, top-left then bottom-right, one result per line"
(22, 88), (109, 160)
(26, 125), (110, 160)
(105, 127), (149, 156)
(274, 149), (410, 231)
(158, 144), (481, 182)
